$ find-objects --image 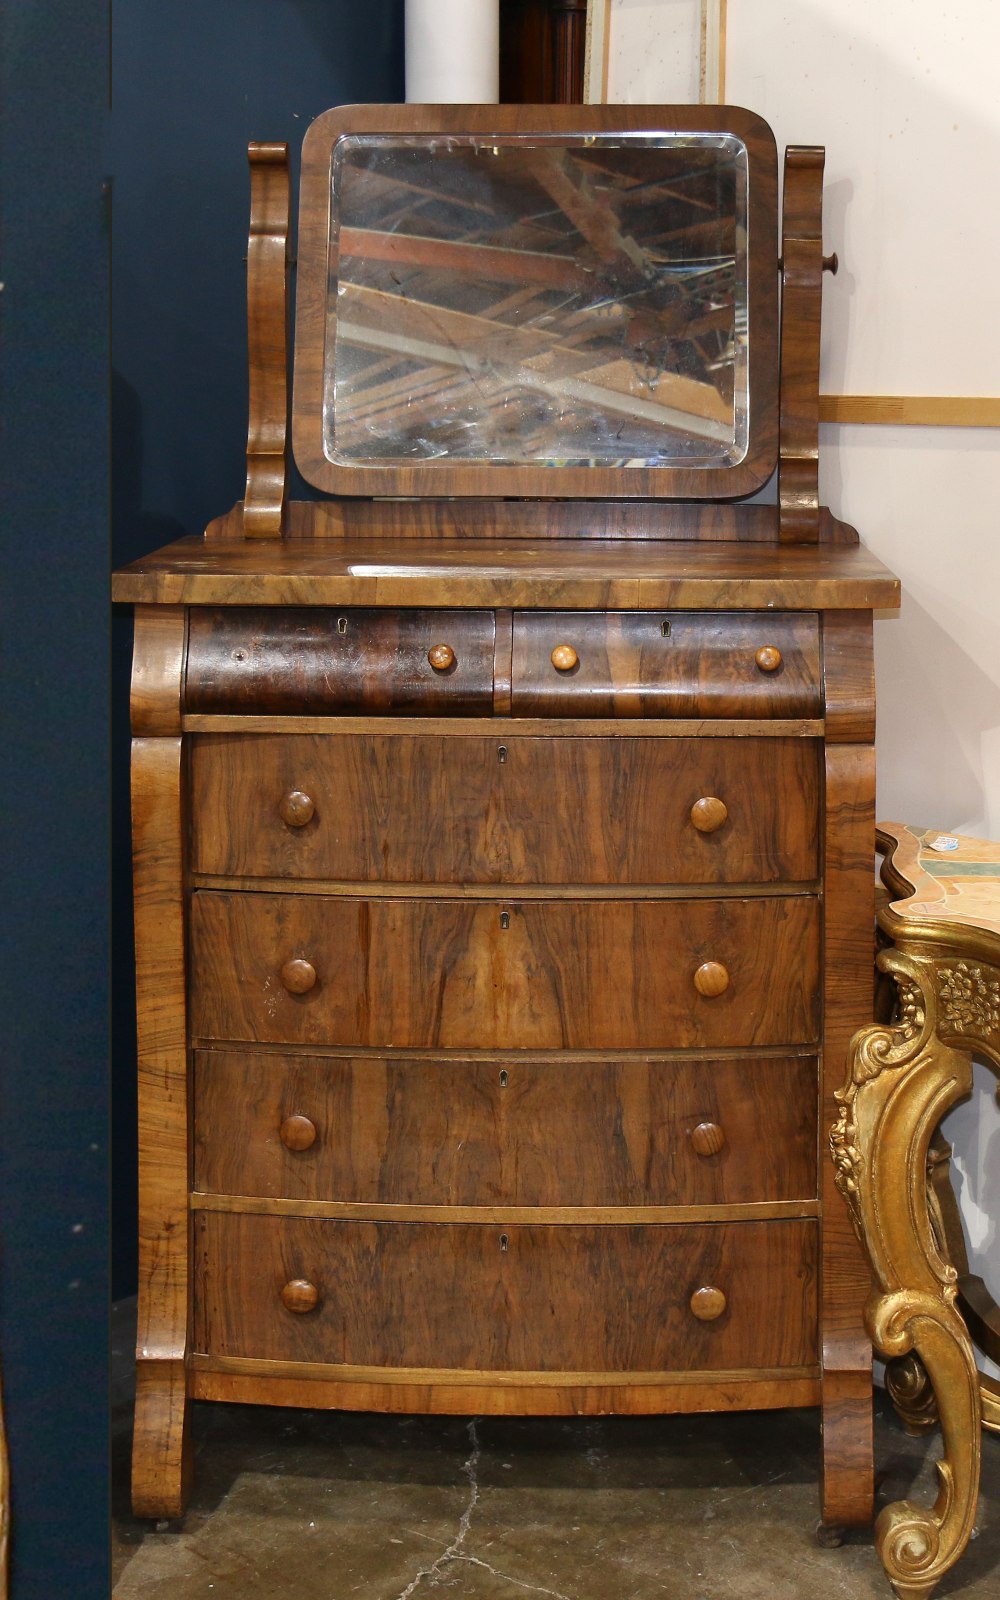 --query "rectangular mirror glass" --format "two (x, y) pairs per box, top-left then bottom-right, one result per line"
(324, 132), (749, 471)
